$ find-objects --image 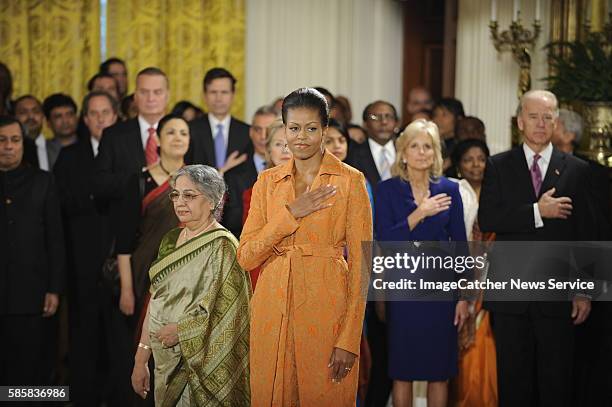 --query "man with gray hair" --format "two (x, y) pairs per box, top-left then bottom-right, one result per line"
(479, 89), (596, 407)
(552, 108), (583, 153)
